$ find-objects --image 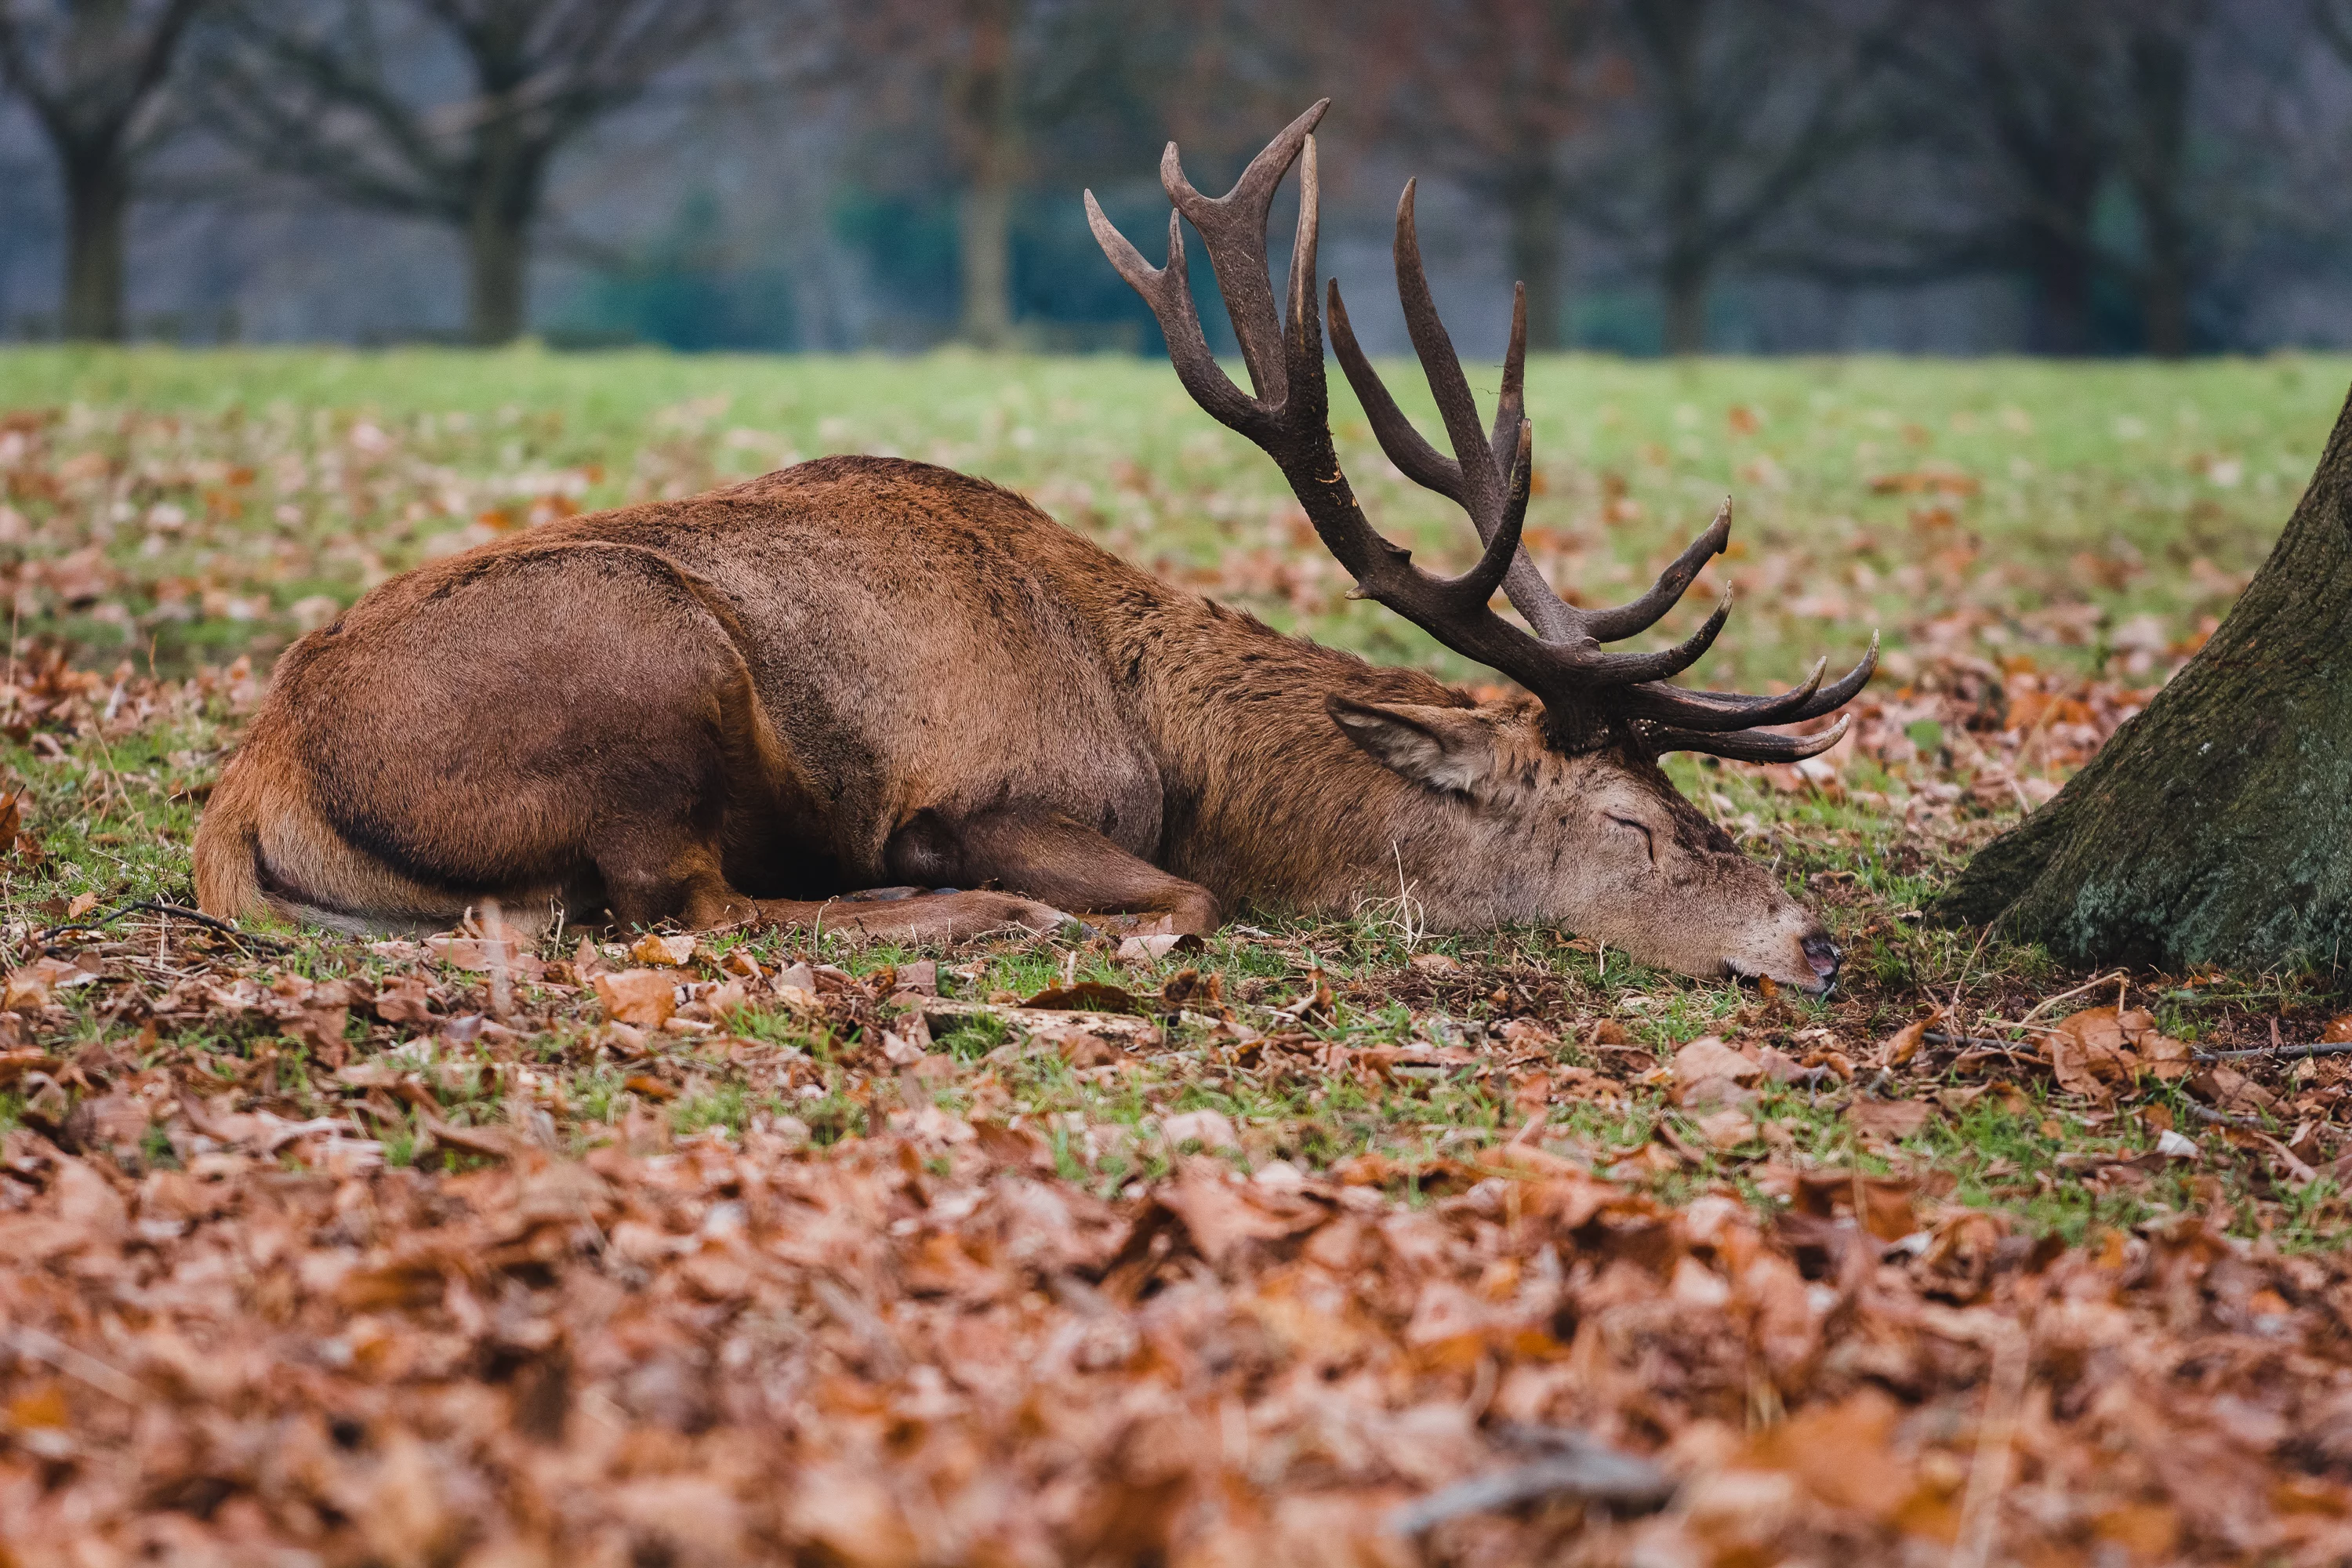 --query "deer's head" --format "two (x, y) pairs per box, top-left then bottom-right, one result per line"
(1090, 102), (1872, 994)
